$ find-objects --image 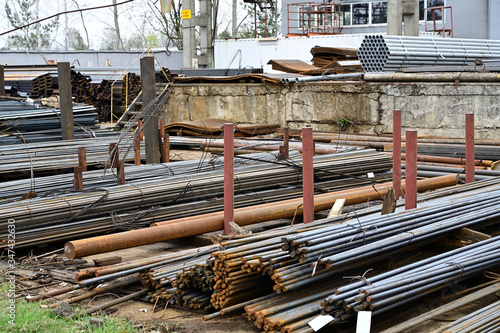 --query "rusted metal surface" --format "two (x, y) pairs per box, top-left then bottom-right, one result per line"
(77, 147), (87, 172)
(64, 175), (457, 258)
(224, 123), (235, 235)
(466, 113), (475, 183)
(73, 166), (83, 190)
(393, 109), (402, 199)
(405, 131), (418, 210)
(302, 127), (314, 224)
